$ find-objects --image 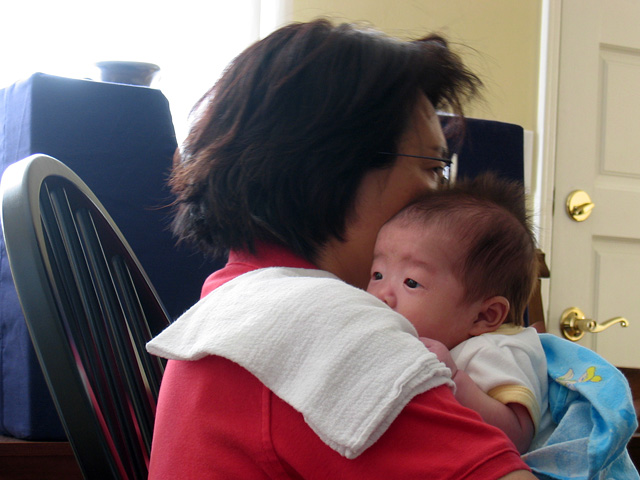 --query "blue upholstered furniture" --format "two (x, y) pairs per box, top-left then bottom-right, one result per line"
(0, 74), (220, 440)
(443, 115), (524, 184)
